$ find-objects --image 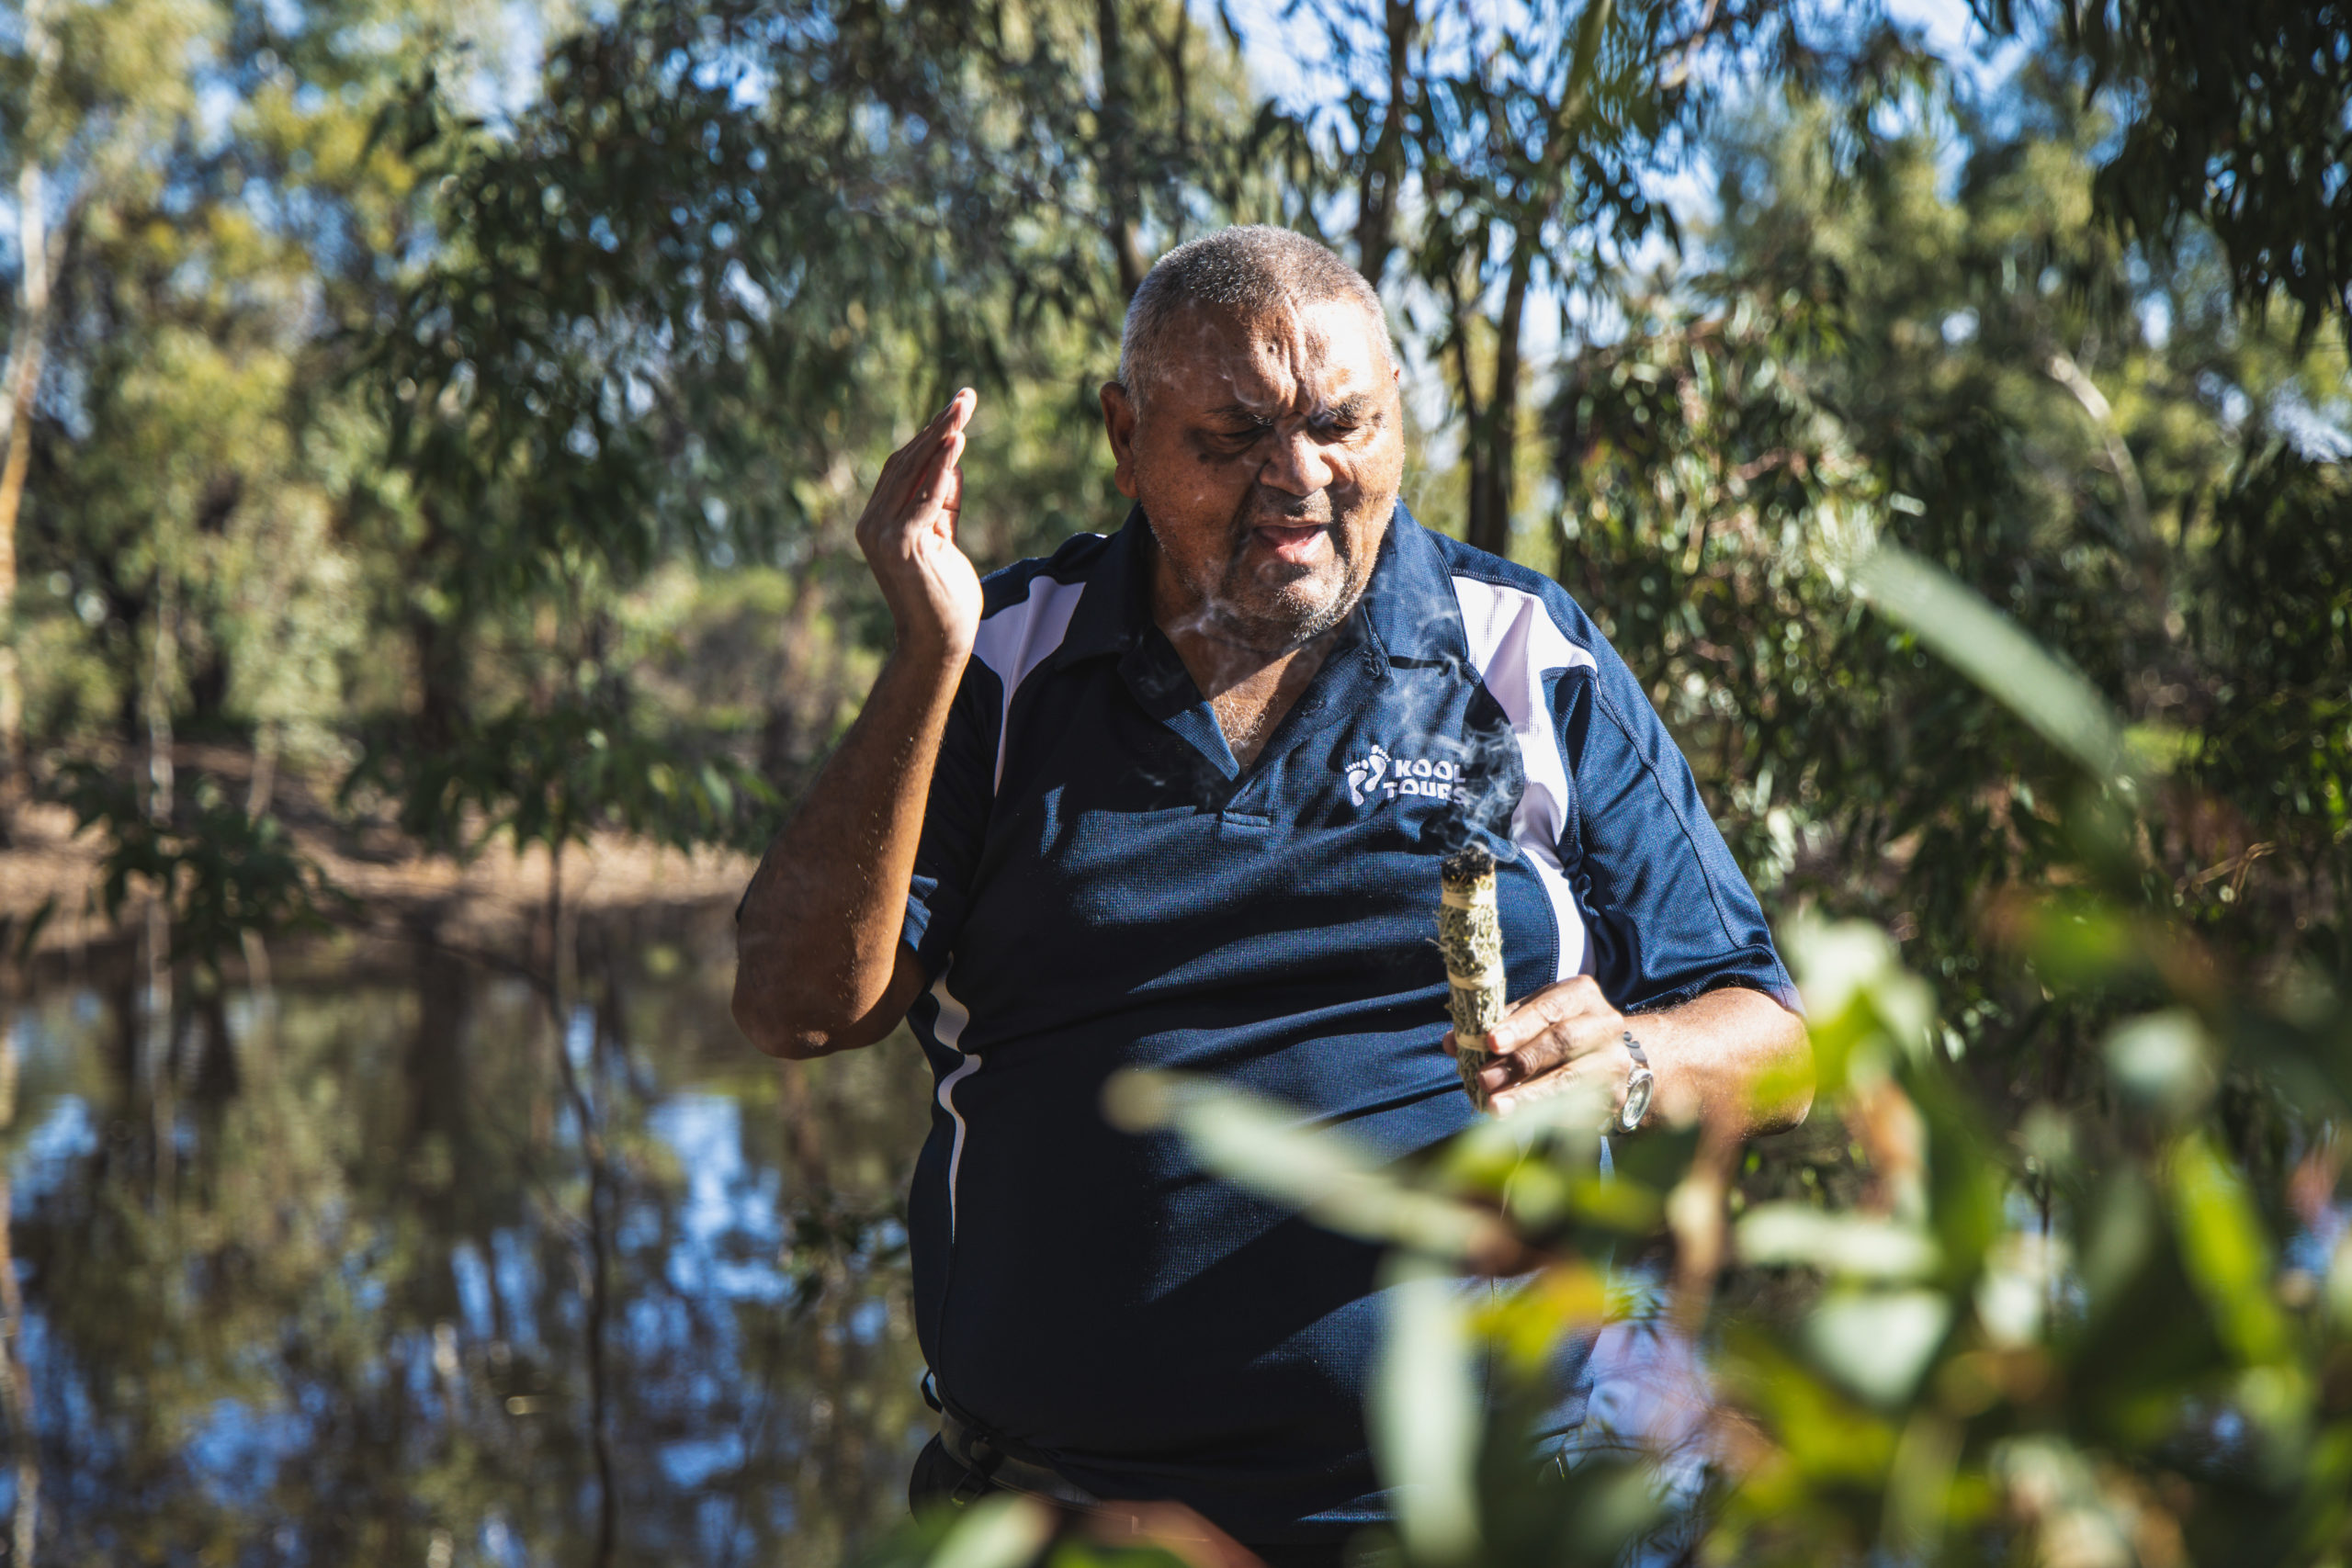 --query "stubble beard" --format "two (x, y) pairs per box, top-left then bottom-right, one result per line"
(1192, 492), (1375, 656)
